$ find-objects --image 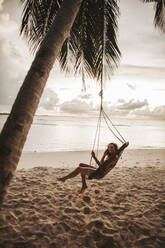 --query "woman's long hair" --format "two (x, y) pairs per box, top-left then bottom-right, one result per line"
(110, 143), (118, 152)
